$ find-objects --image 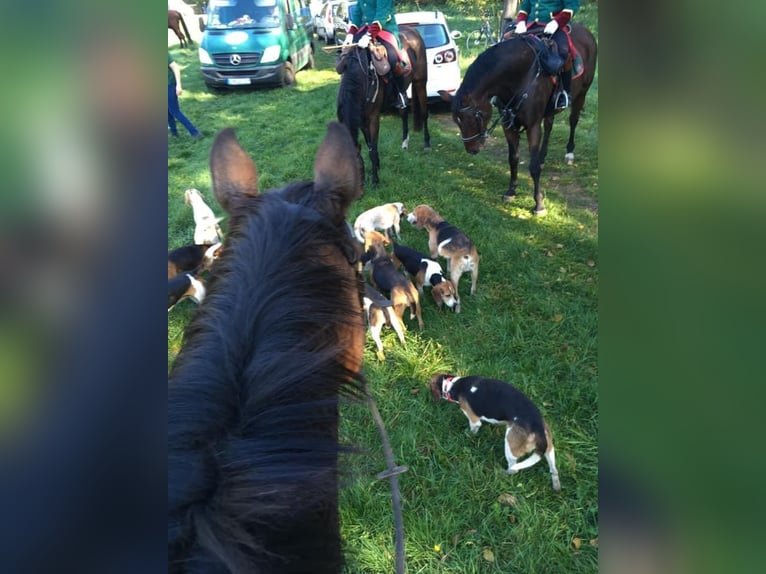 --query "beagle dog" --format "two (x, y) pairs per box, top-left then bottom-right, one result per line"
(363, 283), (406, 360)
(367, 240), (424, 330)
(406, 205), (479, 297)
(168, 242), (223, 280)
(392, 241), (460, 312)
(429, 373), (560, 490)
(184, 188), (223, 245)
(168, 272), (206, 311)
(353, 202), (407, 243)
